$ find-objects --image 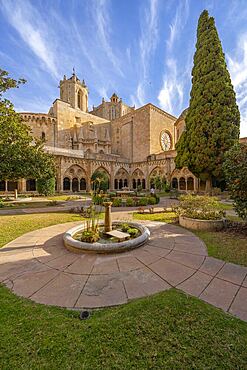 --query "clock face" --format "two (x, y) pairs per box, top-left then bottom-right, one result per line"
(160, 131), (171, 151)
